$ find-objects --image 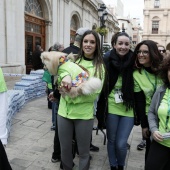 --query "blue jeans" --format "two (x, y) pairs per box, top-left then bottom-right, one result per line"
(106, 113), (134, 167)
